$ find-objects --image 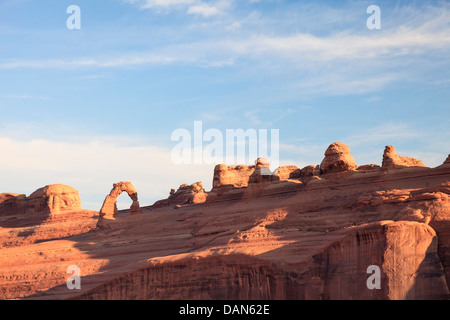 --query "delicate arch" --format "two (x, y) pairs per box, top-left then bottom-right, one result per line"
(99, 181), (140, 219)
